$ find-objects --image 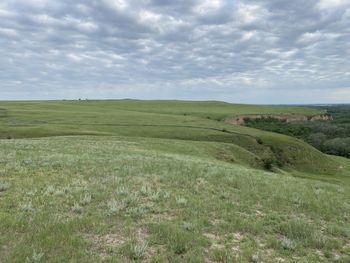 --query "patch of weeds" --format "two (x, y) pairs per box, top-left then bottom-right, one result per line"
(211, 248), (232, 262)
(326, 224), (350, 238)
(310, 232), (327, 249)
(149, 223), (195, 255)
(71, 202), (83, 214)
(121, 240), (148, 260)
(175, 196), (187, 206)
(80, 193), (92, 206)
(0, 181), (10, 192)
(26, 249), (44, 263)
(276, 218), (314, 242)
(281, 238), (296, 251)
(127, 205), (148, 218)
(124, 193), (139, 207)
